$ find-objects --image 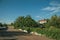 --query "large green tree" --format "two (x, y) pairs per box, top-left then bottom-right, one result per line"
(14, 15), (38, 29)
(14, 16), (25, 29)
(25, 15), (38, 27)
